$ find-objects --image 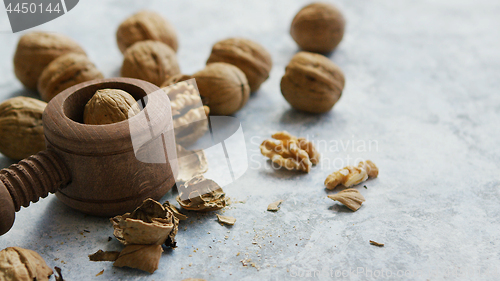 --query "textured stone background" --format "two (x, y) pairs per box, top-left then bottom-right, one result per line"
(1, 0), (500, 280)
